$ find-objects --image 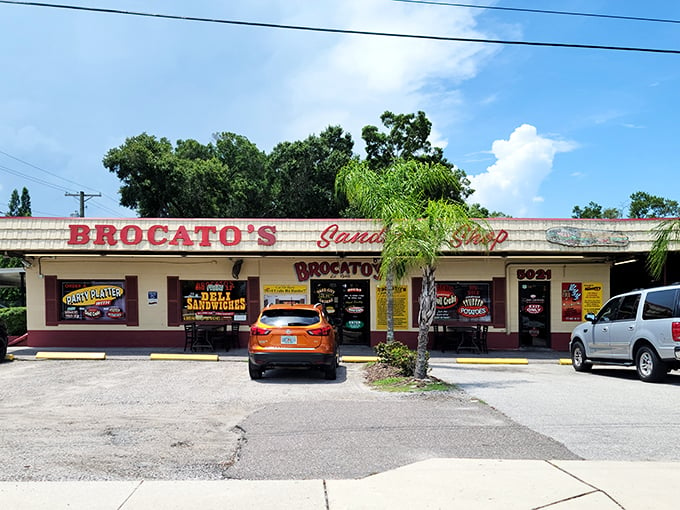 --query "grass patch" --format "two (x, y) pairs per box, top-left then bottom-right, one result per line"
(369, 375), (454, 393)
